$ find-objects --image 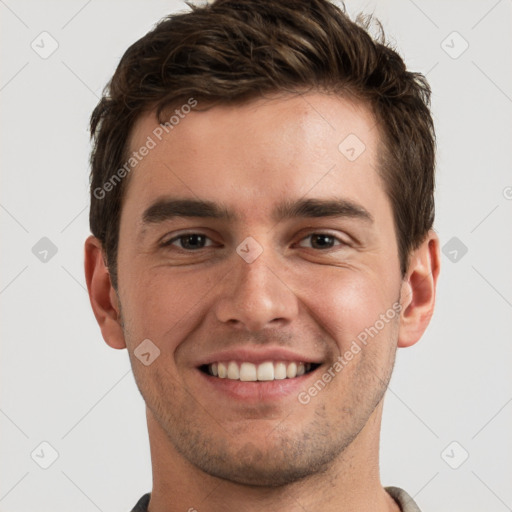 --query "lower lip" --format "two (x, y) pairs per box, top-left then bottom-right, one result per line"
(197, 367), (321, 402)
